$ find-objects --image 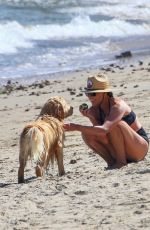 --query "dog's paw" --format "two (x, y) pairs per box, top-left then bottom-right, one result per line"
(18, 177), (25, 183)
(59, 170), (65, 176)
(35, 165), (43, 177)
